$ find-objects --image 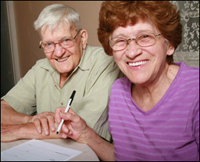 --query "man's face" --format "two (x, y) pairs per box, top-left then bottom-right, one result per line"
(40, 22), (85, 78)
